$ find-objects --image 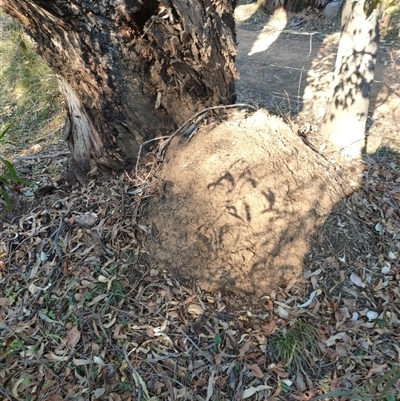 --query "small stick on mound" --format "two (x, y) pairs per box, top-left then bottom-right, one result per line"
(134, 103), (257, 179)
(157, 103), (257, 158)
